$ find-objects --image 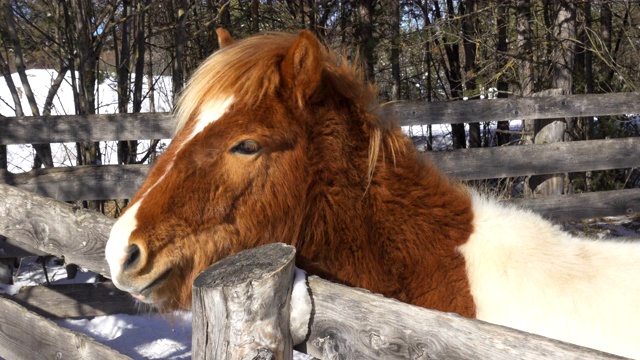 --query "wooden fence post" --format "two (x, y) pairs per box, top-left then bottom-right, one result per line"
(192, 243), (297, 360)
